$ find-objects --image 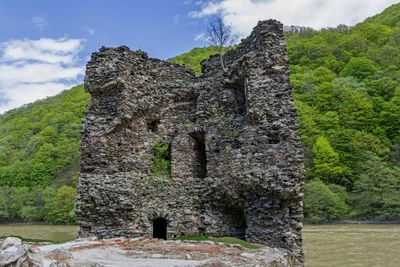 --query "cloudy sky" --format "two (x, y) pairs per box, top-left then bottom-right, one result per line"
(0, 0), (398, 113)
